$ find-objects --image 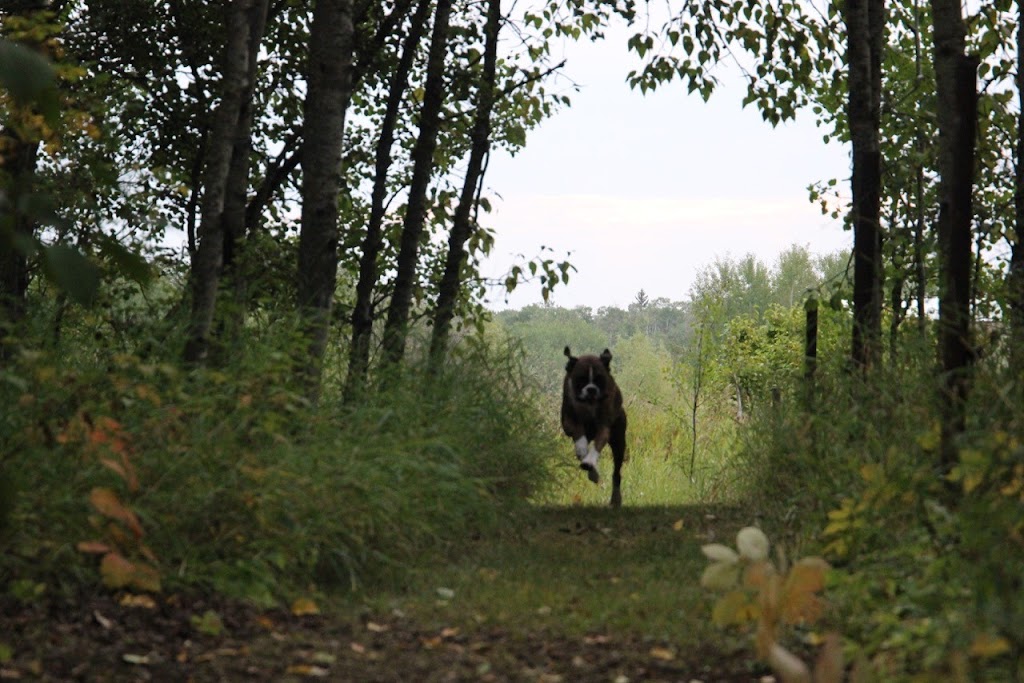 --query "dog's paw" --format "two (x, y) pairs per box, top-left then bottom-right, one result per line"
(574, 437), (589, 460)
(581, 463), (600, 483)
